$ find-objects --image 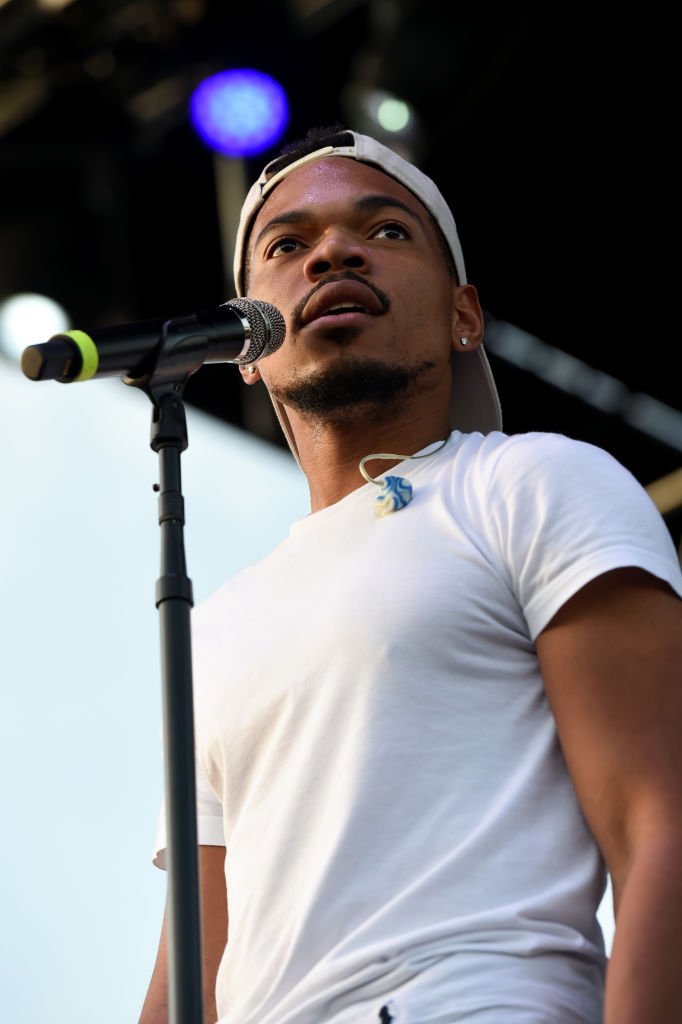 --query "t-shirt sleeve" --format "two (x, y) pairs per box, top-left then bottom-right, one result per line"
(153, 755), (225, 870)
(484, 433), (682, 640)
